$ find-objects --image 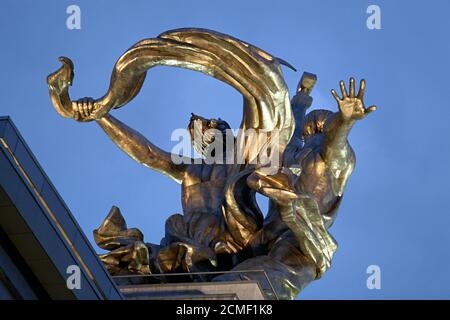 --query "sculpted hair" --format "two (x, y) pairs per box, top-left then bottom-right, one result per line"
(302, 109), (333, 140)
